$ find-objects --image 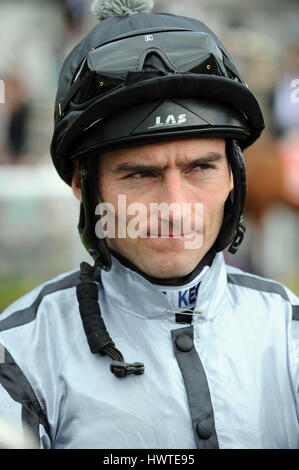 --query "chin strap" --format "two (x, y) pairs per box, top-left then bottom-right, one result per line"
(76, 261), (145, 378)
(228, 217), (246, 254)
